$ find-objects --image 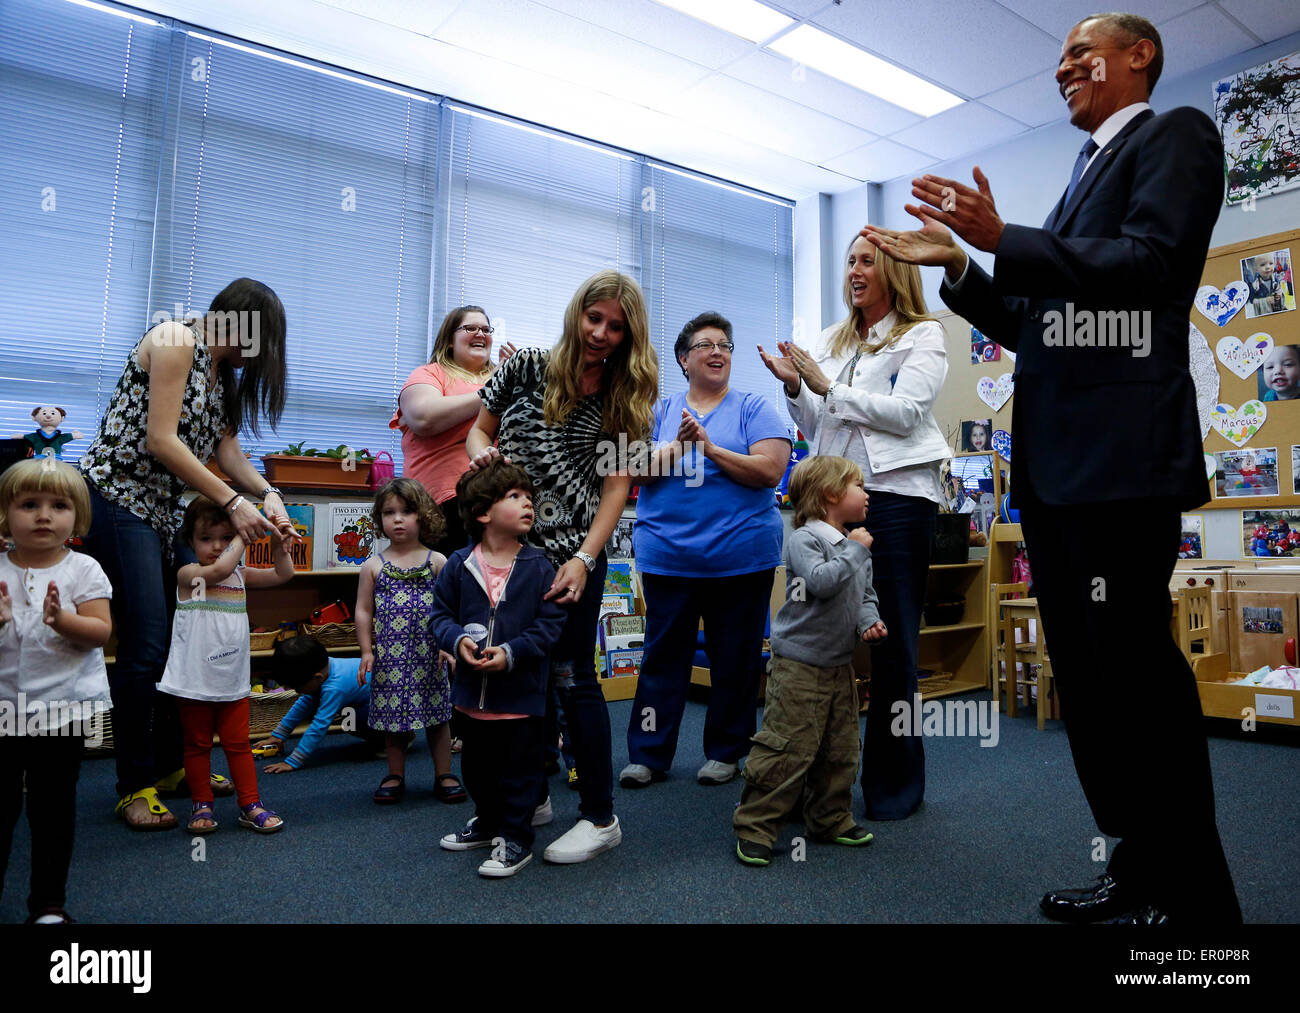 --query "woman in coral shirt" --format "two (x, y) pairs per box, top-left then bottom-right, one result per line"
(390, 306), (514, 556)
